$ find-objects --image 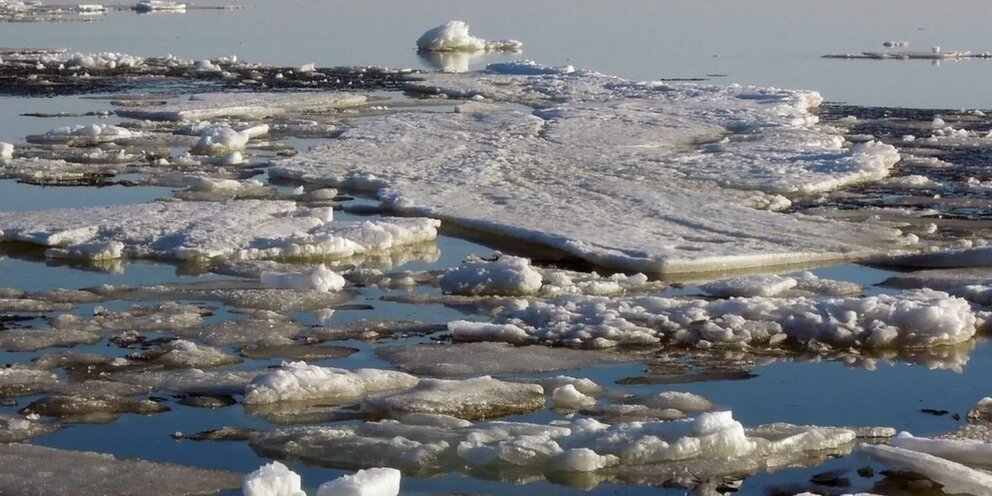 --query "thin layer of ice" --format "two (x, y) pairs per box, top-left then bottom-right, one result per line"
(0, 444), (241, 496)
(116, 92), (367, 121)
(362, 376), (545, 420)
